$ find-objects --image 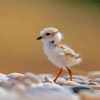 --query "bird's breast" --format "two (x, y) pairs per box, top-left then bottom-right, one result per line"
(43, 44), (60, 65)
(44, 45), (57, 60)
